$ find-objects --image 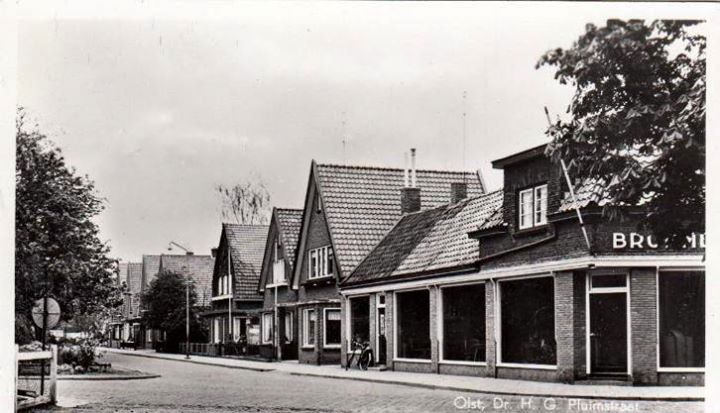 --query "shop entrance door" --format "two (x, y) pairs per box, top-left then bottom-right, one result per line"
(588, 273), (629, 376)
